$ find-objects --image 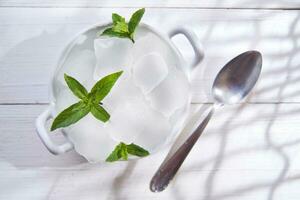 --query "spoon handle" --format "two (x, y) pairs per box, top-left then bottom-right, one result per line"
(150, 106), (215, 192)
